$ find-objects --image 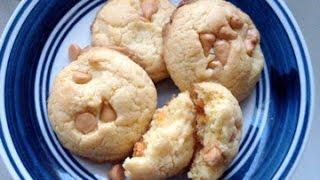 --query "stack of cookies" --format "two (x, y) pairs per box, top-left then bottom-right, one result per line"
(47, 0), (264, 179)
